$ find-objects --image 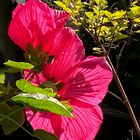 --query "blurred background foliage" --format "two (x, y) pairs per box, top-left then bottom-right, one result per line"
(0, 0), (140, 139)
